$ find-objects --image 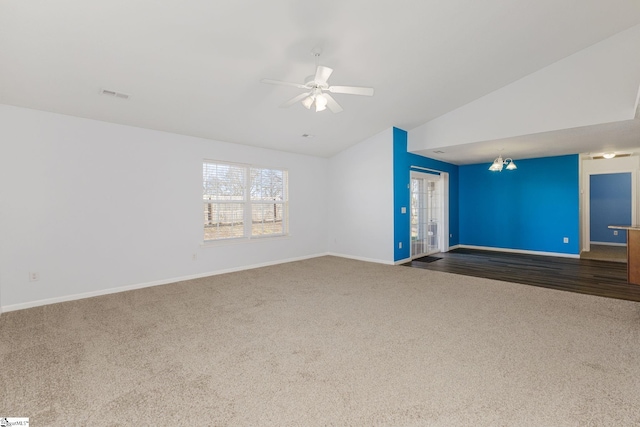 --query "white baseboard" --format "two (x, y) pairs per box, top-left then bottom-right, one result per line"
(1, 252), (329, 313)
(1, 245), (580, 314)
(458, 245), (580, 259)
(590, 241), (627, 247)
